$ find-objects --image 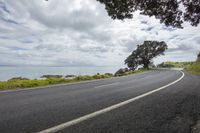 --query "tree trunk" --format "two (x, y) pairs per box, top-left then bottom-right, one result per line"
(143, 62), (149, 70)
